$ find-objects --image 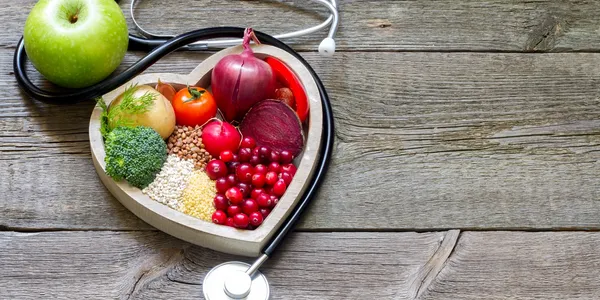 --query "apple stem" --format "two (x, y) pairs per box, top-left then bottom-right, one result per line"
(69, 12), (79, 24)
